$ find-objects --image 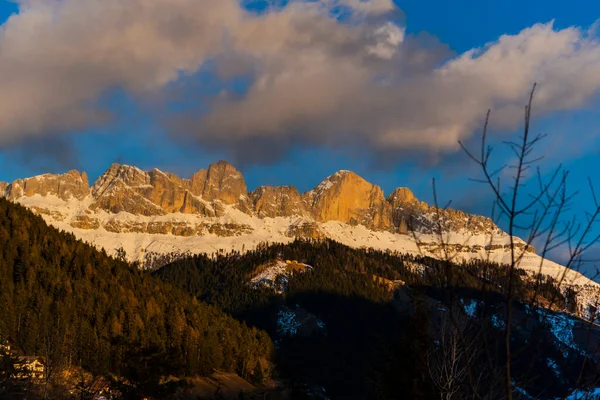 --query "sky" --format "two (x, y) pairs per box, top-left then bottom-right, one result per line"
(0, 0), (600, 272)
